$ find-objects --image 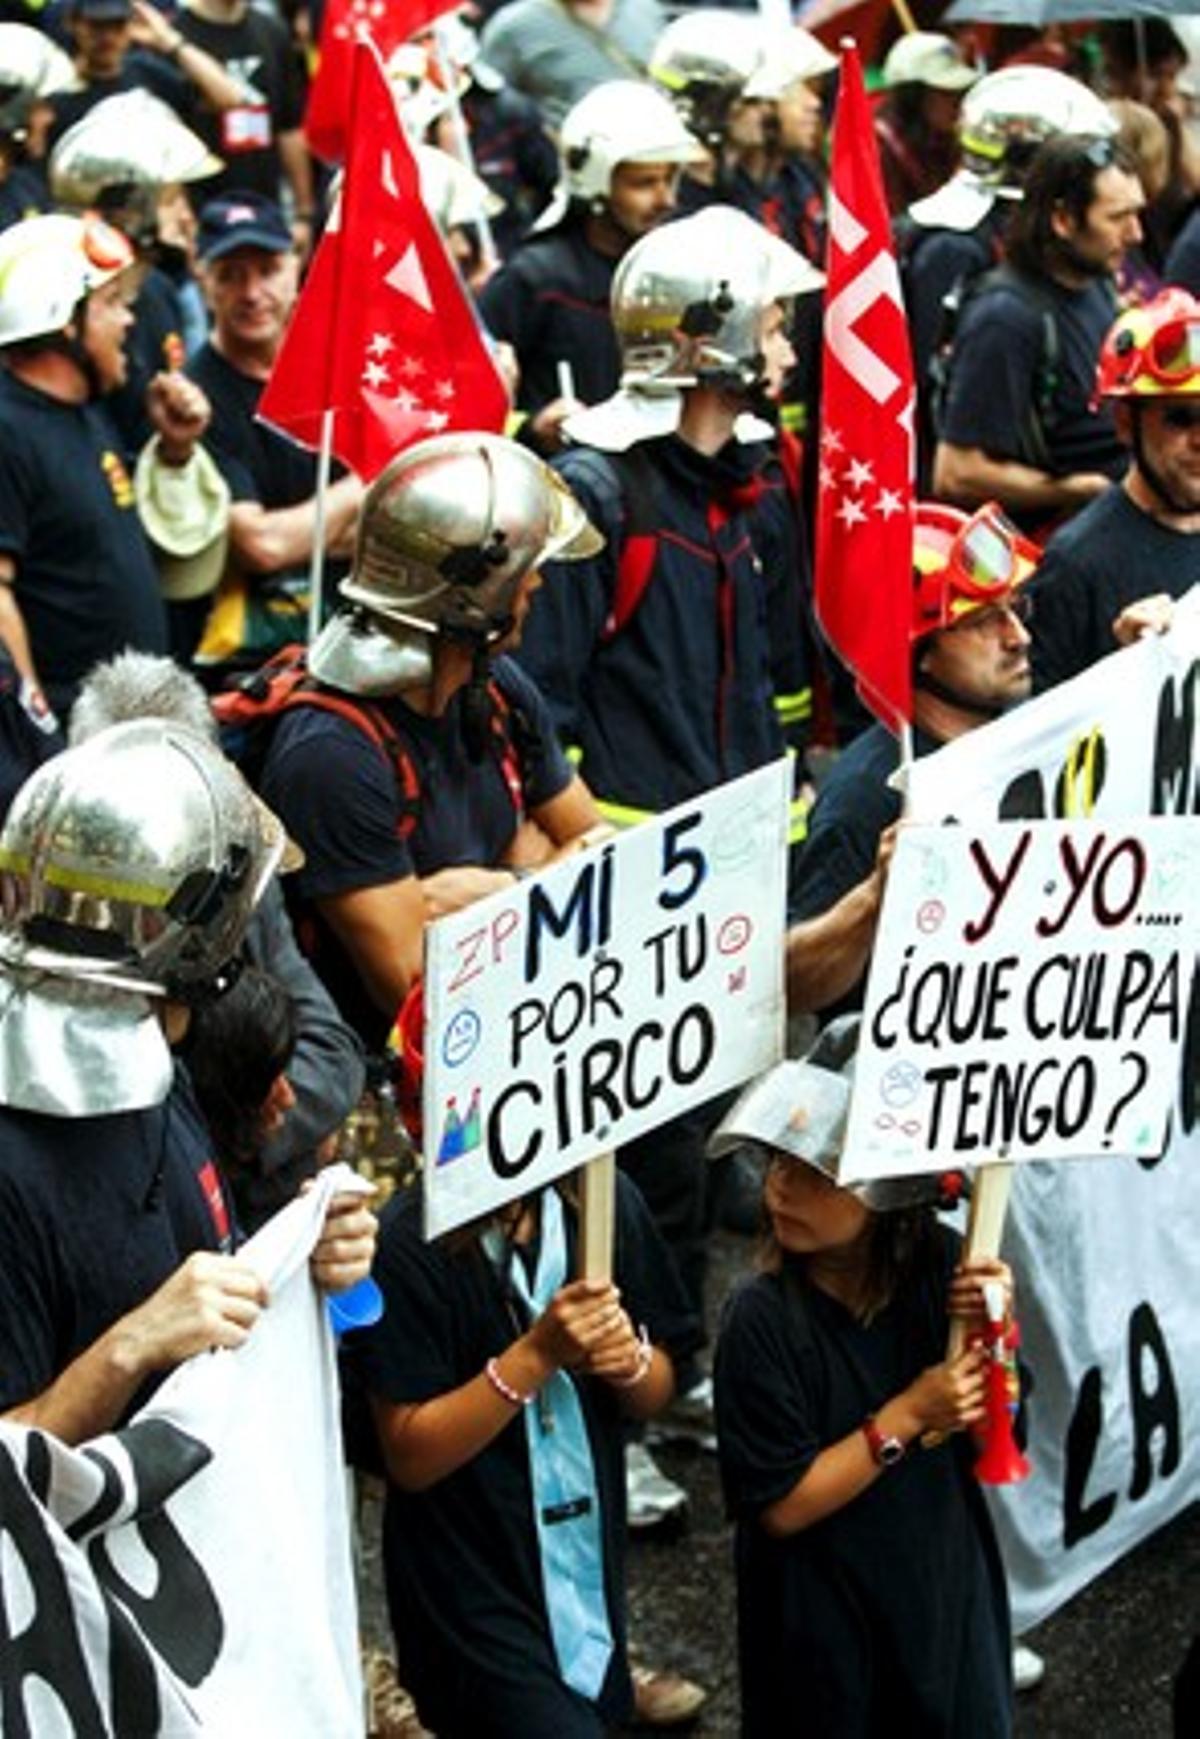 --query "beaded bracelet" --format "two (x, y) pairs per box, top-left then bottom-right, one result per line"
(485, 1355), (531, 1407)
(610, 1323), (653, 1389)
